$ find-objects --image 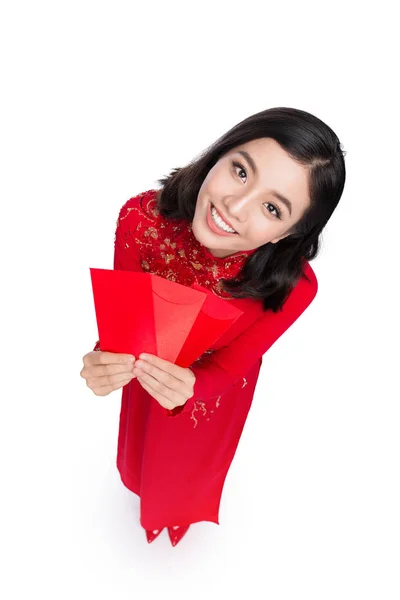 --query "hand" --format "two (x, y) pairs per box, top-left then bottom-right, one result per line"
(132, 353), (196, 410)
(80, 350), (137, 396)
